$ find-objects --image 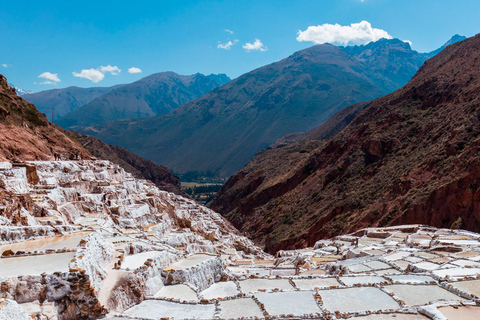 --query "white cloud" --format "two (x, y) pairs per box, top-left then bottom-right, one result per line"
(243, 39), (267, 52)
(225, 29), (234, 34)
(99, 65), (121, 75)
(72, 64), (121, 83)
(38, 72), (61, 84)
(403, 39), (413, 46)
(72, 69), (105, 83)
(296, 21), (392, 46)
(217, 40), (239, 50)
(1, 64), (8, 68)
(128, 67), (142, 74)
